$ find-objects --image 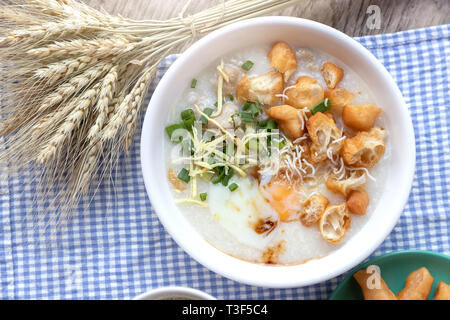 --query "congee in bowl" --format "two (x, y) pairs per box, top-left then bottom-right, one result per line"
(164, 41), (389, 265)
